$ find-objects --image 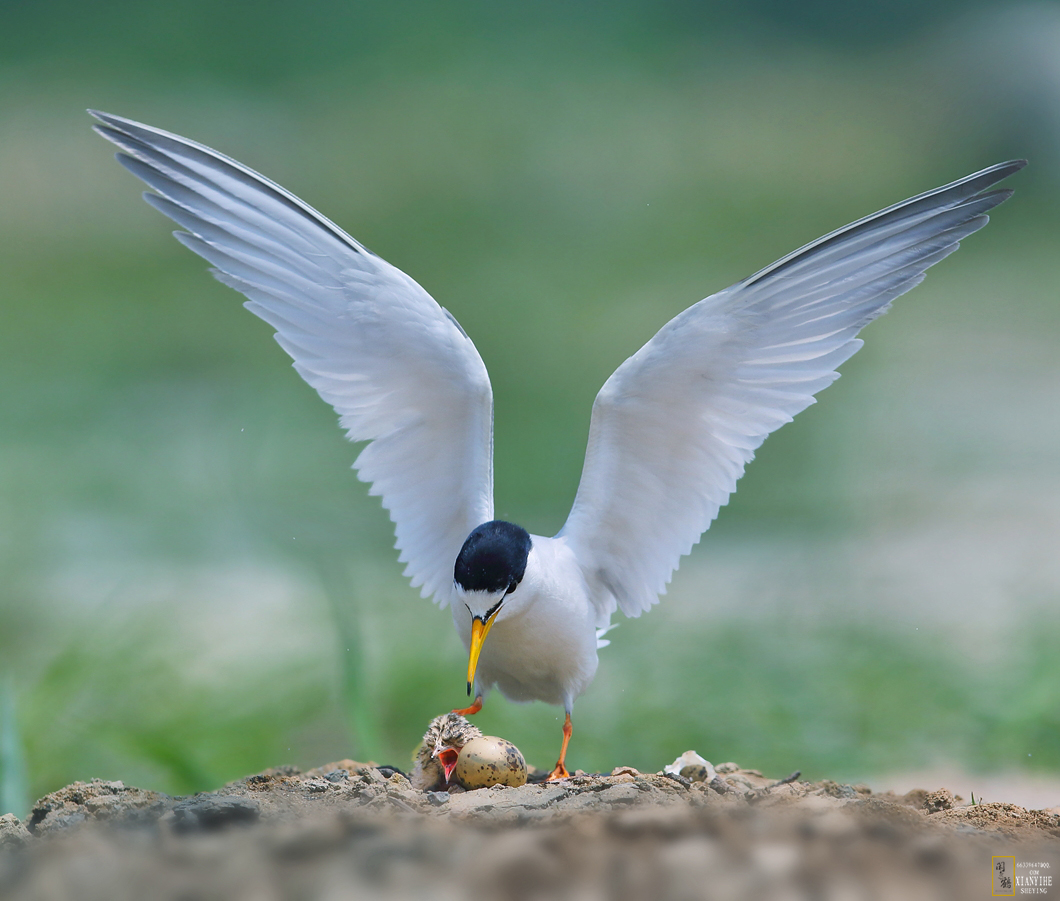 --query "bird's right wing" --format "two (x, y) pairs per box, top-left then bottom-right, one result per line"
(91, 111), (495, 606)
(559, 160), (1025, 619)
